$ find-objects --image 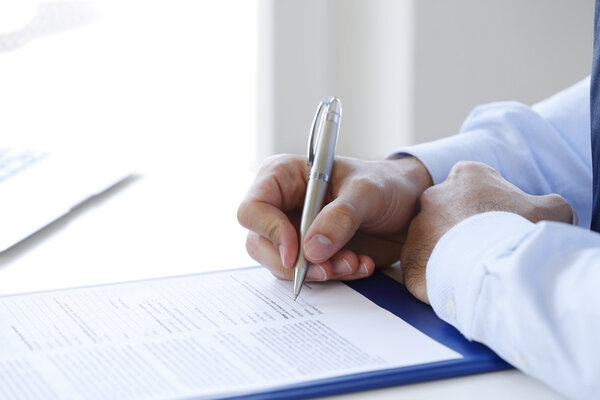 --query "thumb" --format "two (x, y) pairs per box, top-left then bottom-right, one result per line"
(302, 197), (365, 264)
